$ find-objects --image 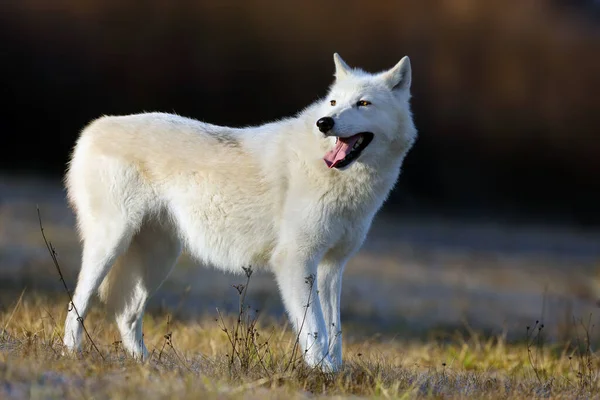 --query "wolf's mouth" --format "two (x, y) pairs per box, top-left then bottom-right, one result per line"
(323, 132), (374, 169)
